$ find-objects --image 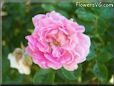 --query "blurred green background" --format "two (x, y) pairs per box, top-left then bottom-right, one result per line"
(2, 1), (114, 85)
